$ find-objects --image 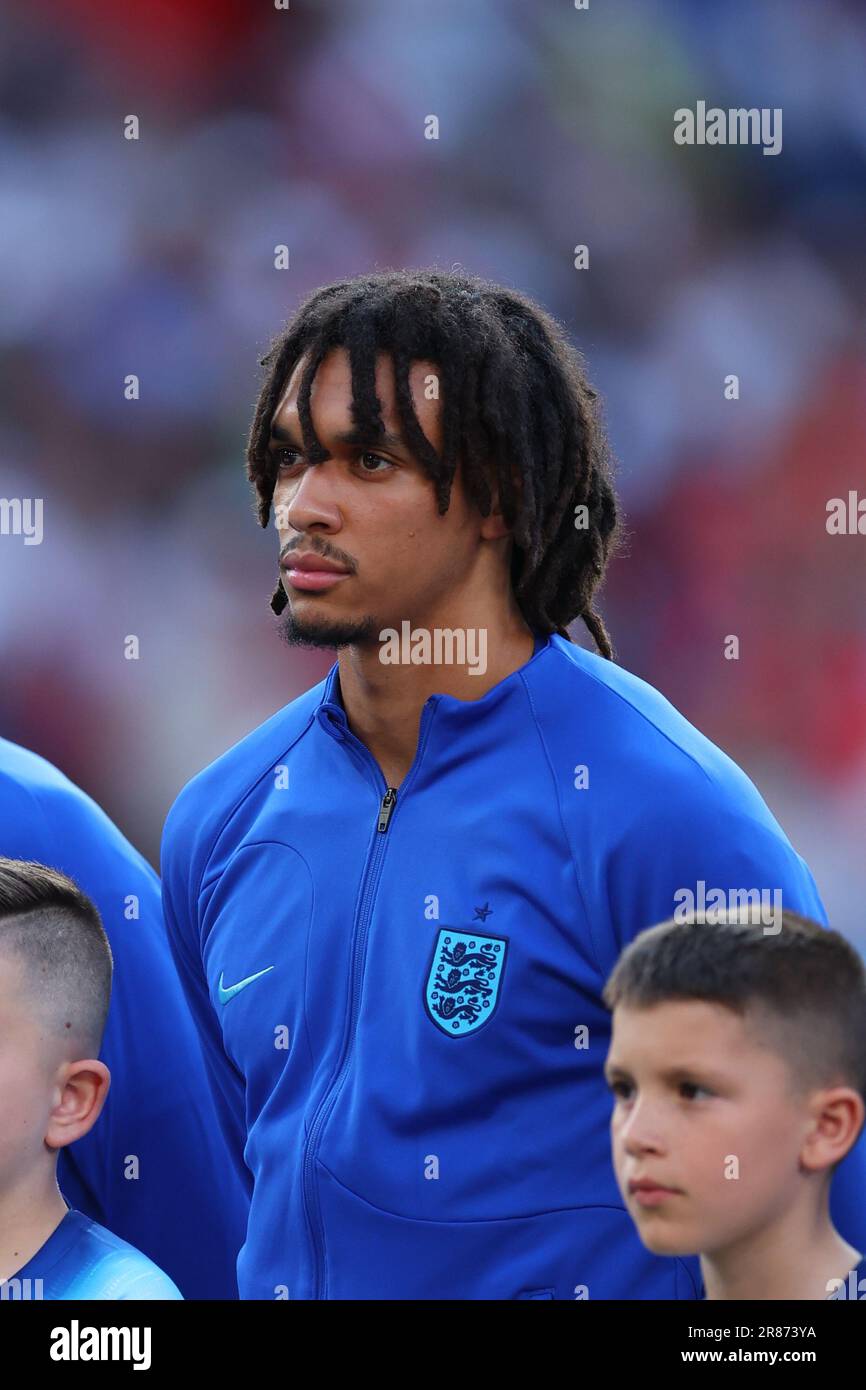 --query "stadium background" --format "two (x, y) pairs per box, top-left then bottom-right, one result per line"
(0, 0), (864, 948)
